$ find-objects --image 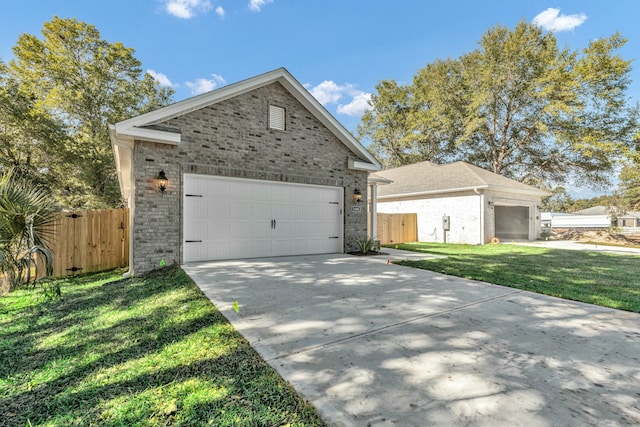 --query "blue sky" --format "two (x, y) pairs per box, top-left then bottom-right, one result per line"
(2, 0), (639, 197)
